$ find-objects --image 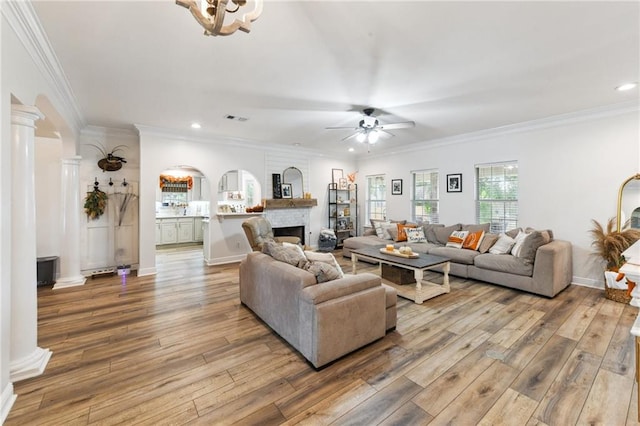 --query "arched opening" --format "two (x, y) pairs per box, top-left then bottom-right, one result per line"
(155, 165), (211, 259)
